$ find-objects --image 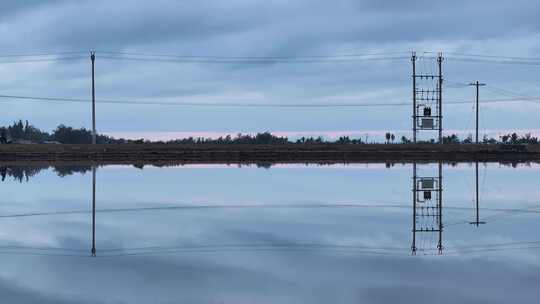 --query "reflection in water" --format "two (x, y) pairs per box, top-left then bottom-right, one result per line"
(0, 162), (538, 303)
(411, 162), (485, 255)
(79, 162), (493, 258)
(91, 165), (96, 257)
(411, 162), (443, 255)
(0, 163), (537, 259)
(0, 165), (92, 182)
(1, 162), (537, 183)
(470, 162), (486, 226)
